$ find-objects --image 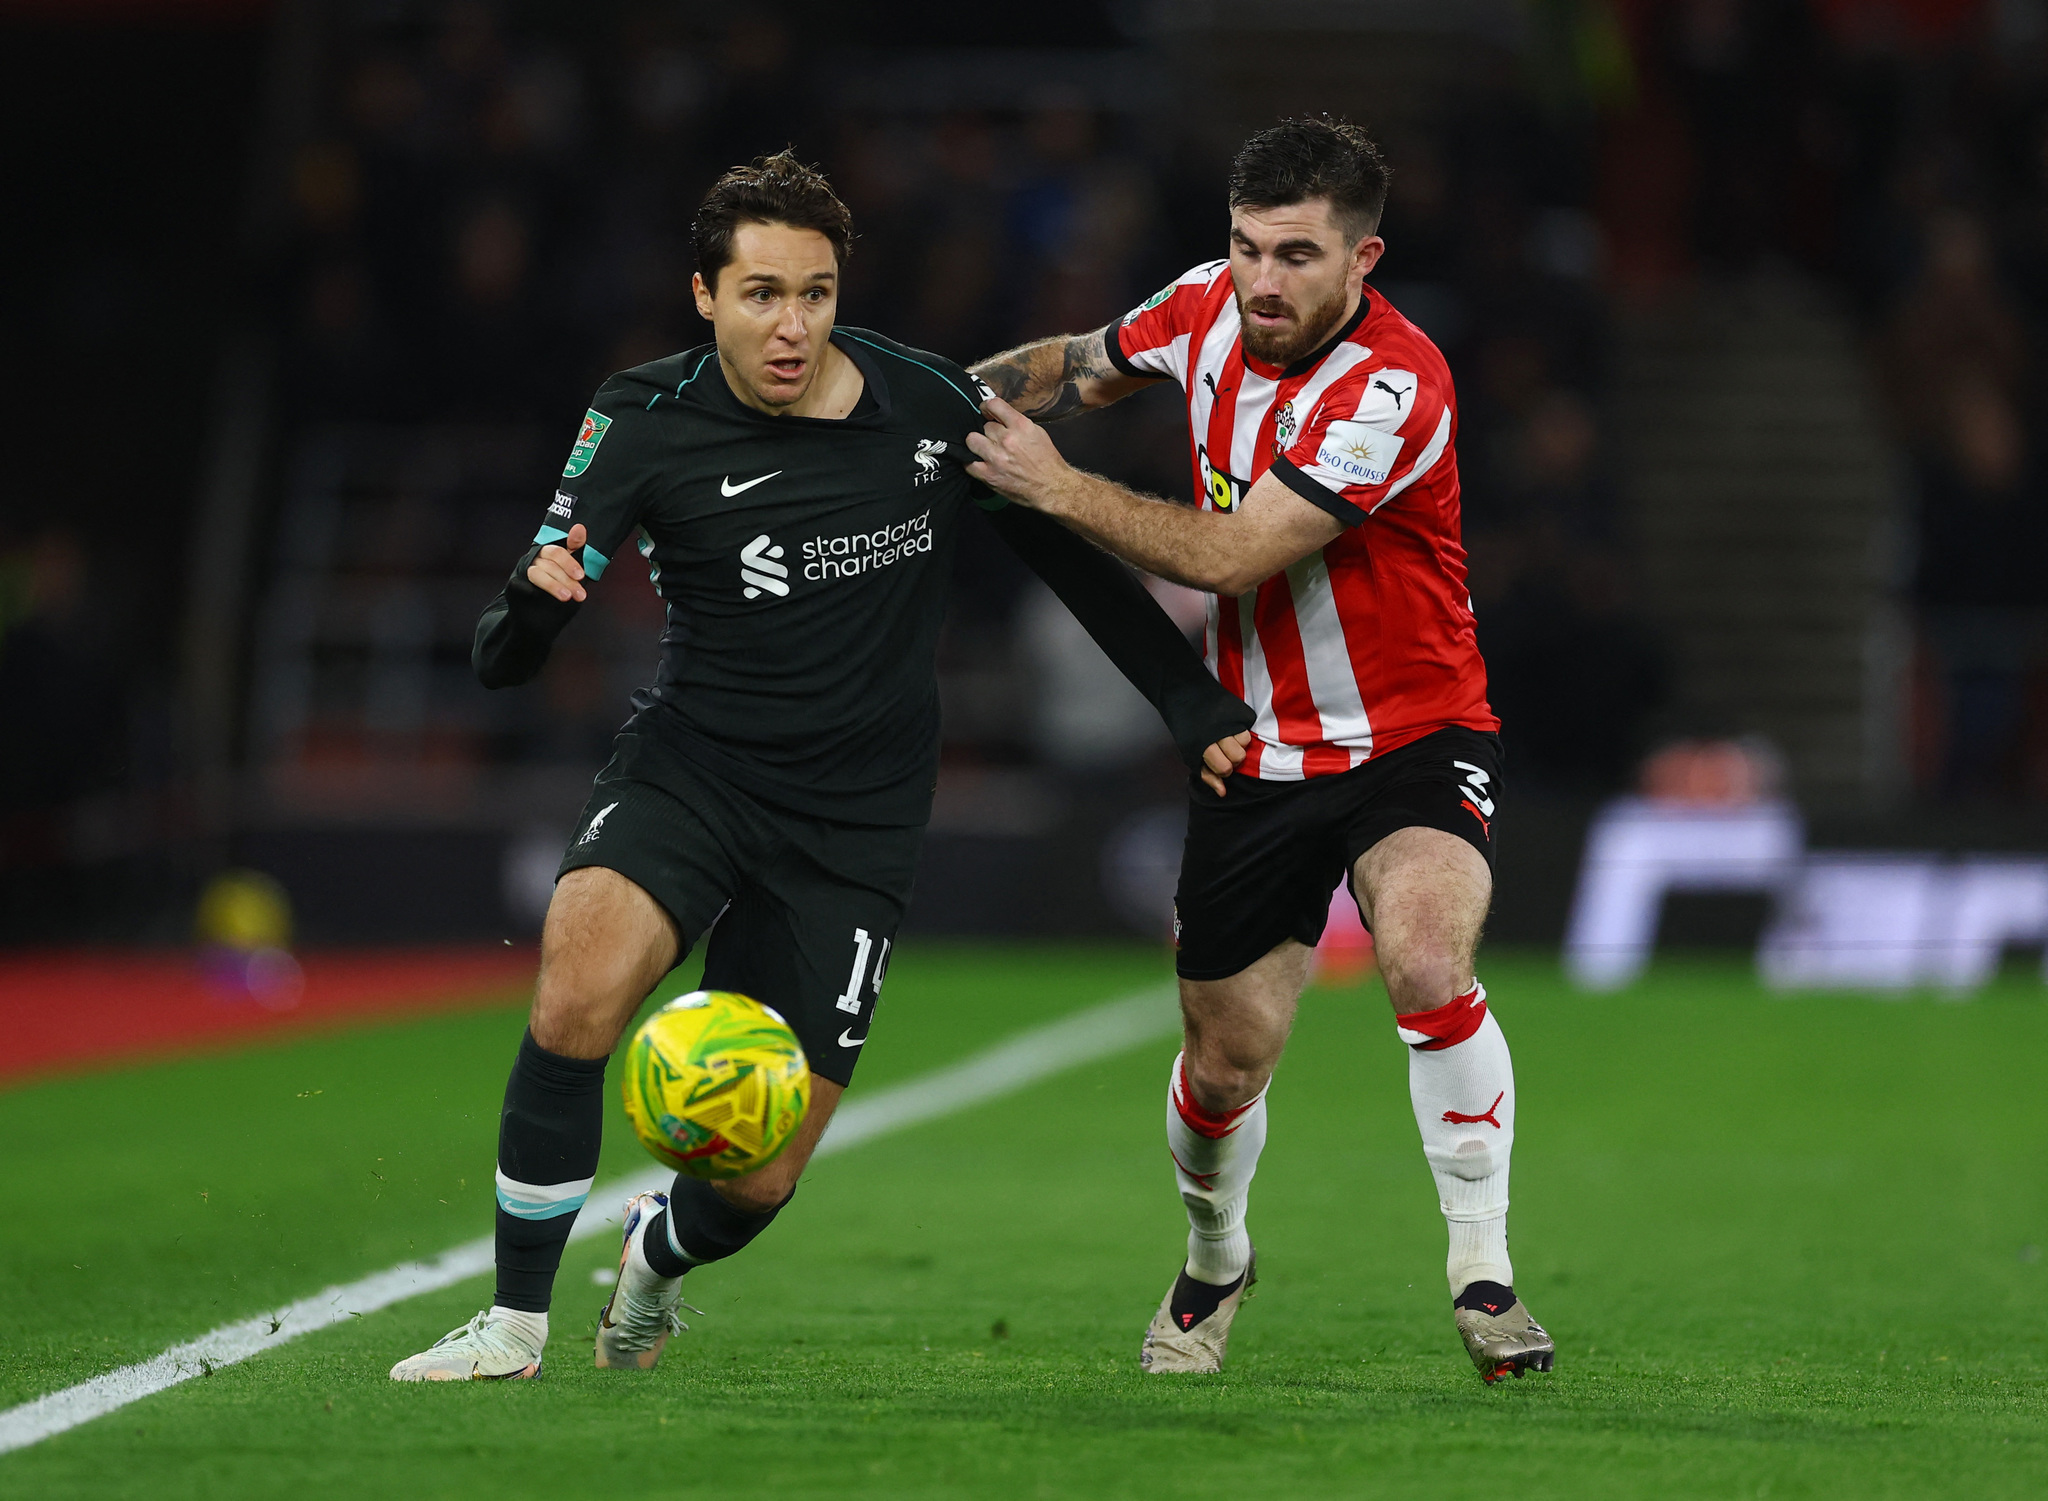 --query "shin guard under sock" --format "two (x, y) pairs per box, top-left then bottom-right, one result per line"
(642, 1176), (791, 1278)
(1398, 983), (1516, 1296)
(493, 1030), (607, 1313)
(1166, 1052), (1267, 1285)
